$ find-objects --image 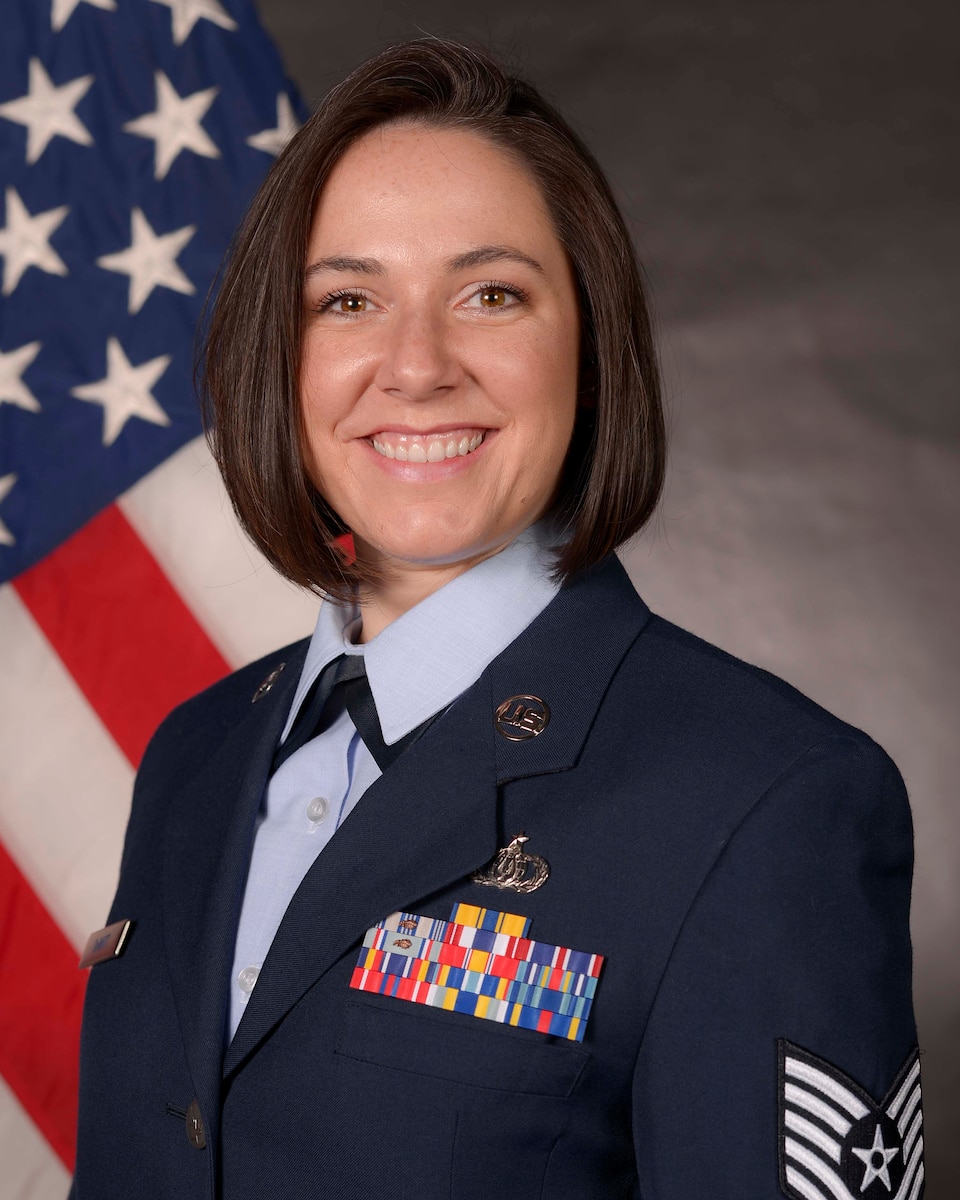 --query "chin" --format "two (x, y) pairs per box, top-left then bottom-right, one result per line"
(356, 526), (510, 572)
